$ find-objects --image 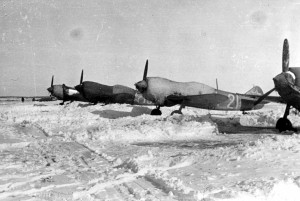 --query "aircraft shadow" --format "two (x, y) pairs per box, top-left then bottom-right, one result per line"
(33, 103), (47, 107)
(133, 140), (241, 150)
(78, 103), (96, 108)
(91, 106), (152, 119)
